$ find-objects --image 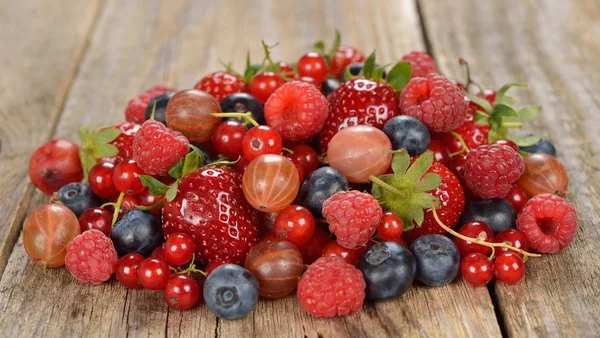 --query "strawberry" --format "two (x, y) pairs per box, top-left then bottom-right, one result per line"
(107, 122), (140, 164)
(311, 30), (365, 79)
(370, 150), (465, 244)
(194, 71), (246, 102)
(162, 166), (259, 265)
